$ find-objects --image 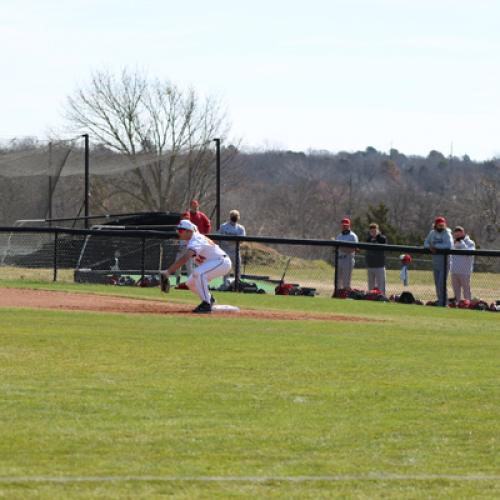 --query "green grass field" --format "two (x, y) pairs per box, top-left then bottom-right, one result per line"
(0, 280), (499, 498)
